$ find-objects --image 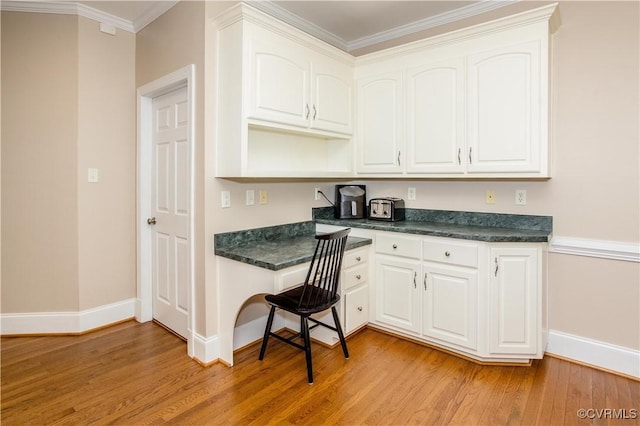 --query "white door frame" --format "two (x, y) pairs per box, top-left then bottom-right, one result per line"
(136, 64), (196, 357)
